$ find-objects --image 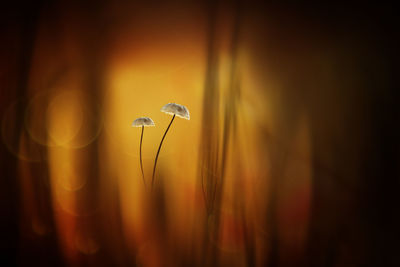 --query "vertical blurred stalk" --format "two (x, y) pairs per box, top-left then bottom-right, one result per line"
(0, 2), (41, 265)
(198, 0), (220, 265)
(199, 0), (220, 220)
(75, 2), (131, 265)
(198, 0), (243, 265)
